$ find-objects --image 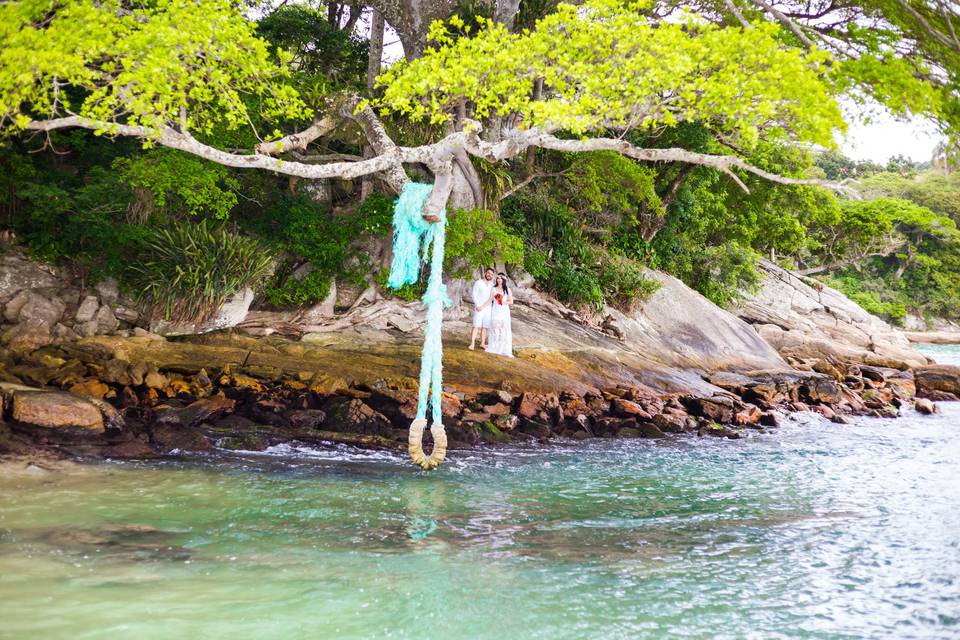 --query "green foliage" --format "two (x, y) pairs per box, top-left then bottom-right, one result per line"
(247, 191), (394, 308)
(256, 6), (368, 90)
(803, 193), (960, 322)
(444, 208), (524, 277)
(375, 267), (426, 302)
(1, 0), (307, 136)
(821, 274), (908, 326)
(376, 0), (841, 147)
(115, 149), (239, 221)
(128, 220), (275, 322)
(502, 193), (659, 311)
(262, 268), (331, 308)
